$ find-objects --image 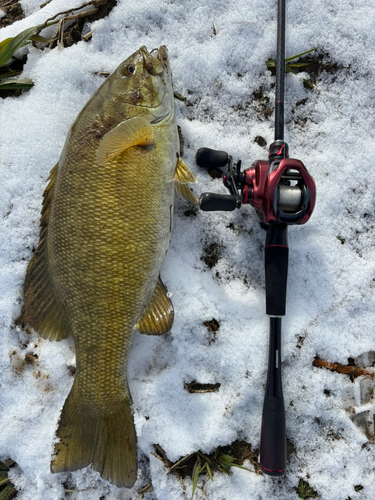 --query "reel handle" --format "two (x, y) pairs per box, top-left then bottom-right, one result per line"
(196, 147), (228, 168)
(200, 193), (237, 211)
